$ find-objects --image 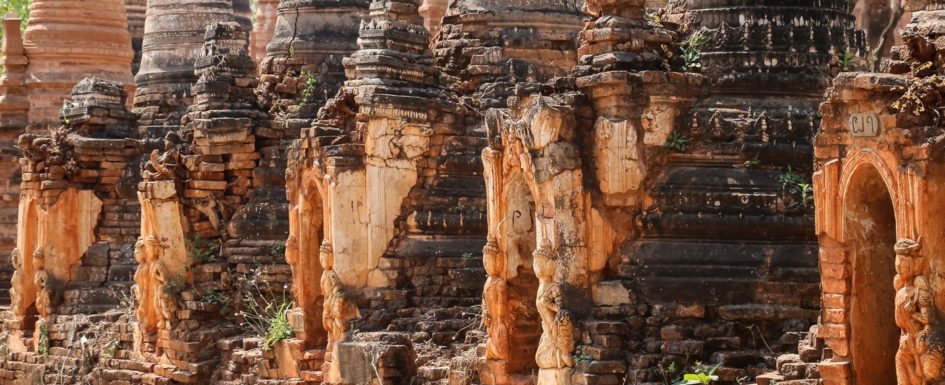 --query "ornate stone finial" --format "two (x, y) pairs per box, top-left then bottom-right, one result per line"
(60, 77), (135, 139)
(343, 0), (433, 86)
